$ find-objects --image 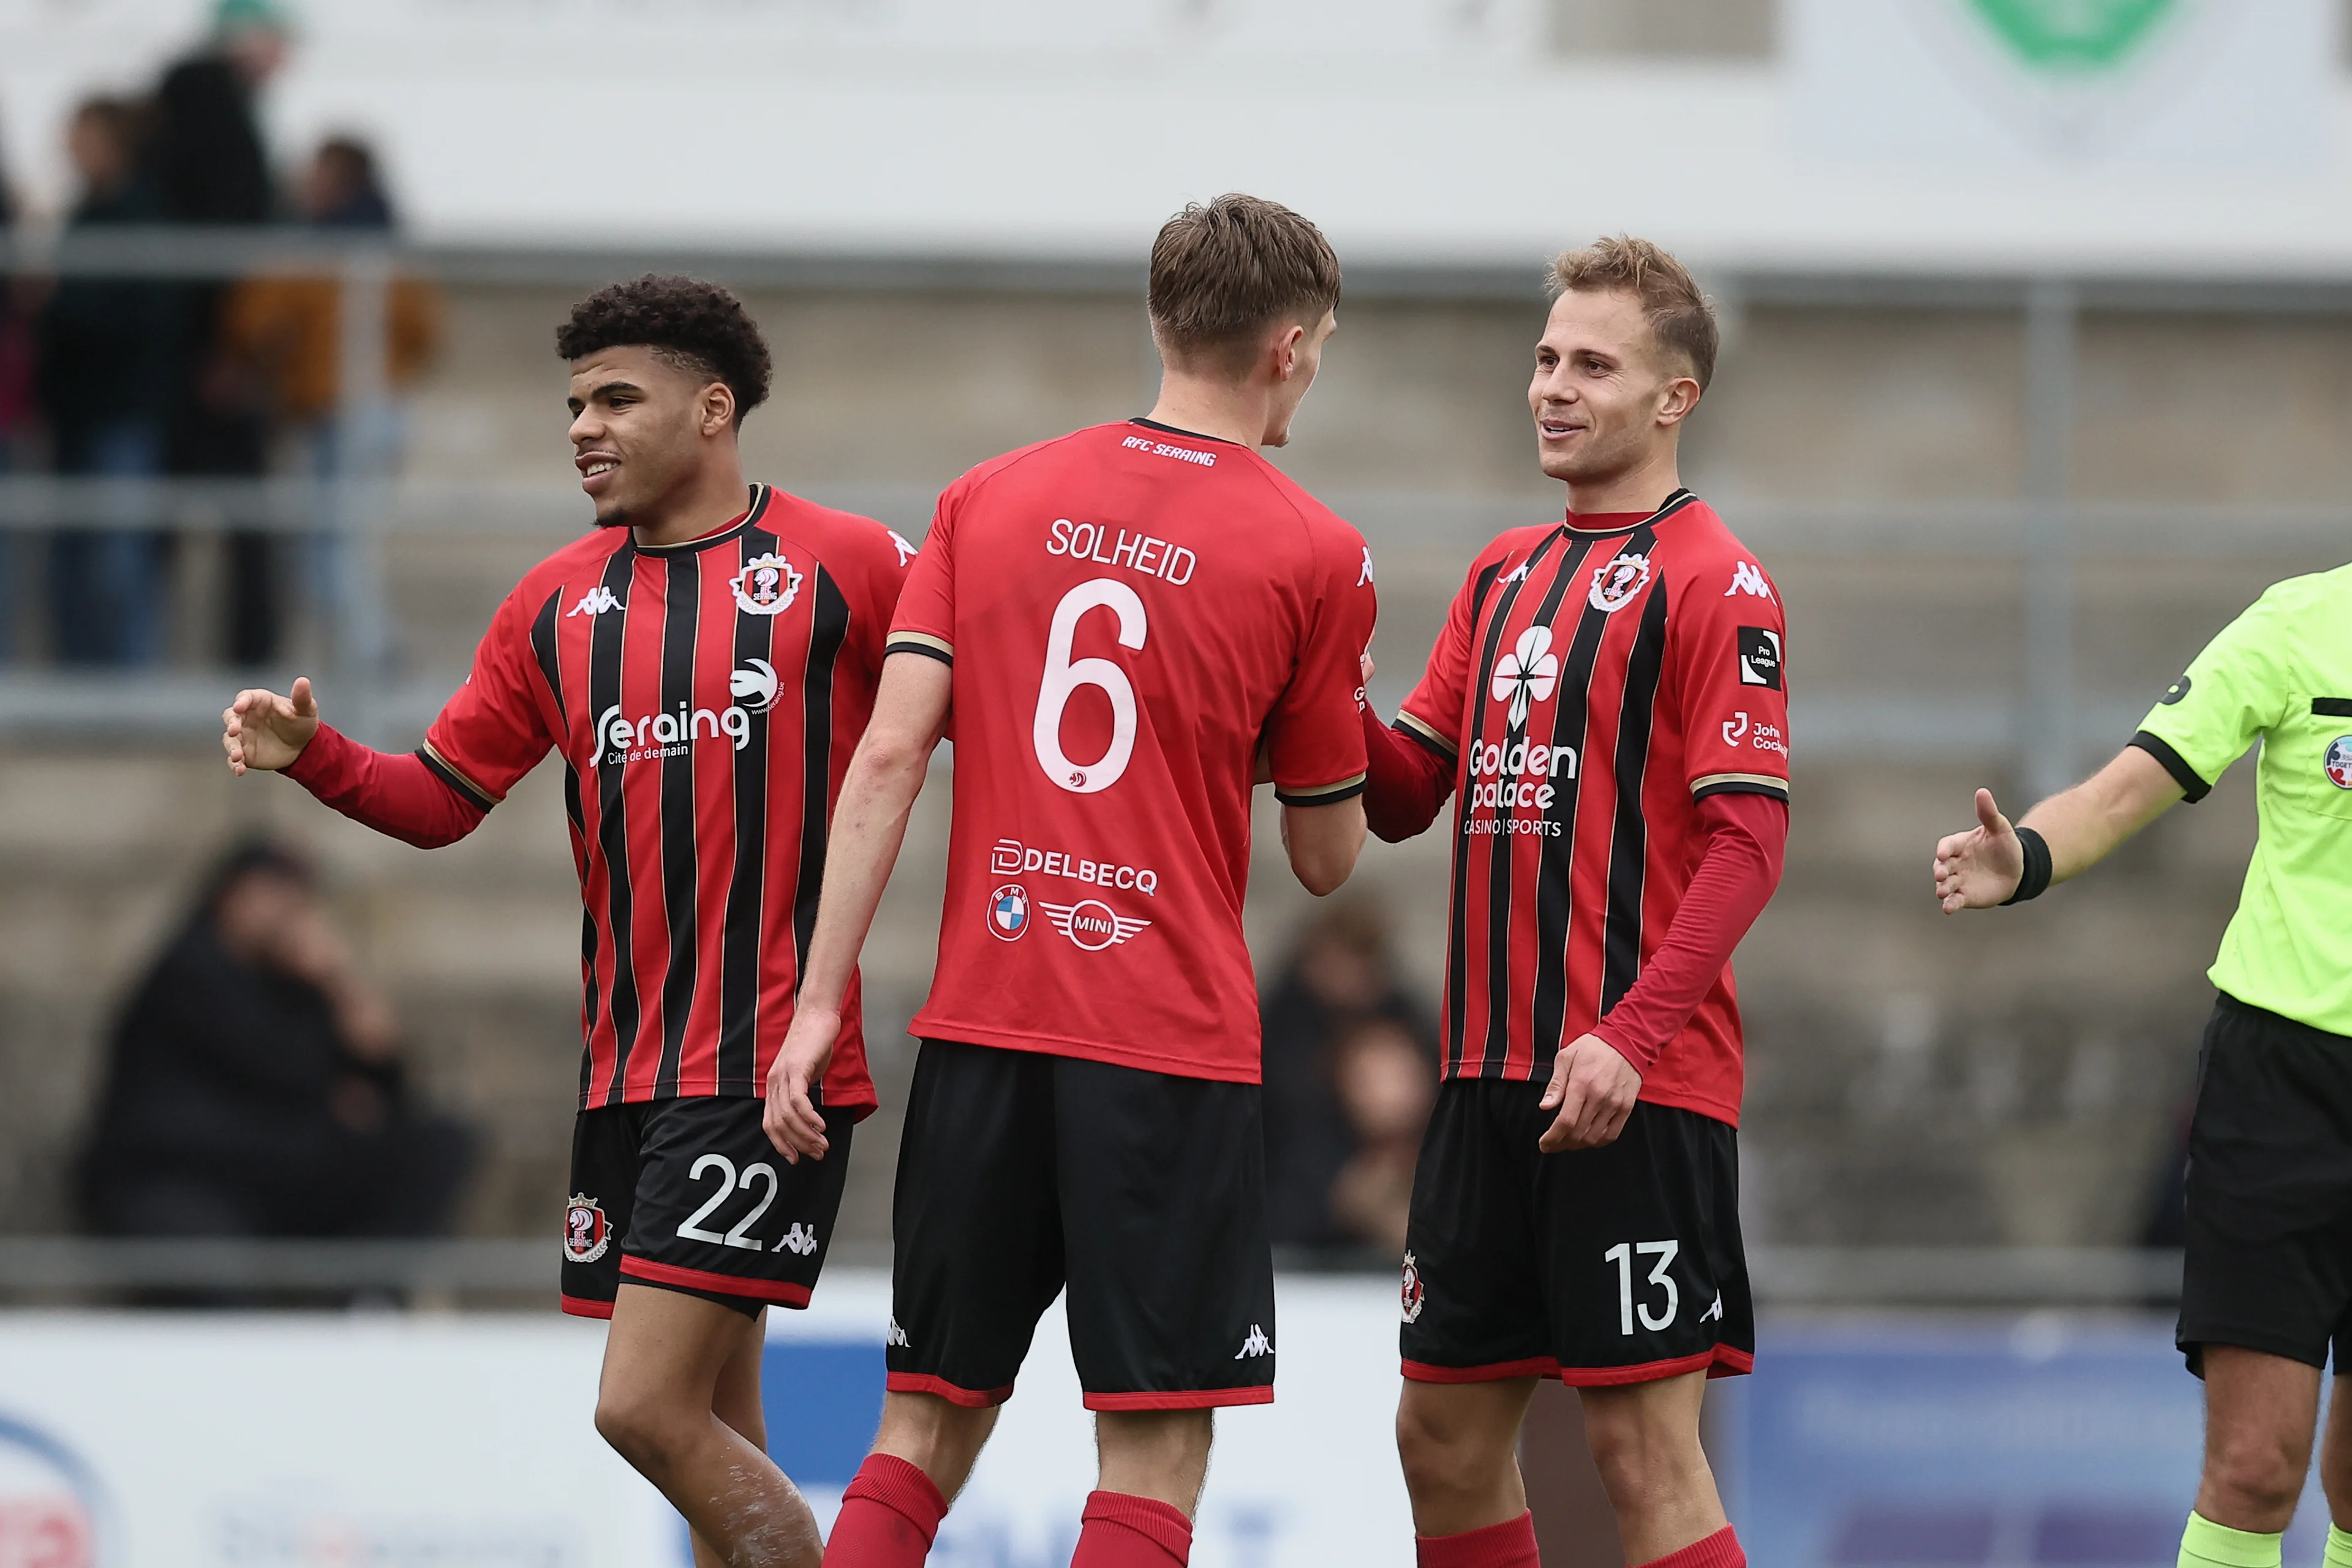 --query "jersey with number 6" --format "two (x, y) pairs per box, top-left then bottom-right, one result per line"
(888, 419), (1377, 1084)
